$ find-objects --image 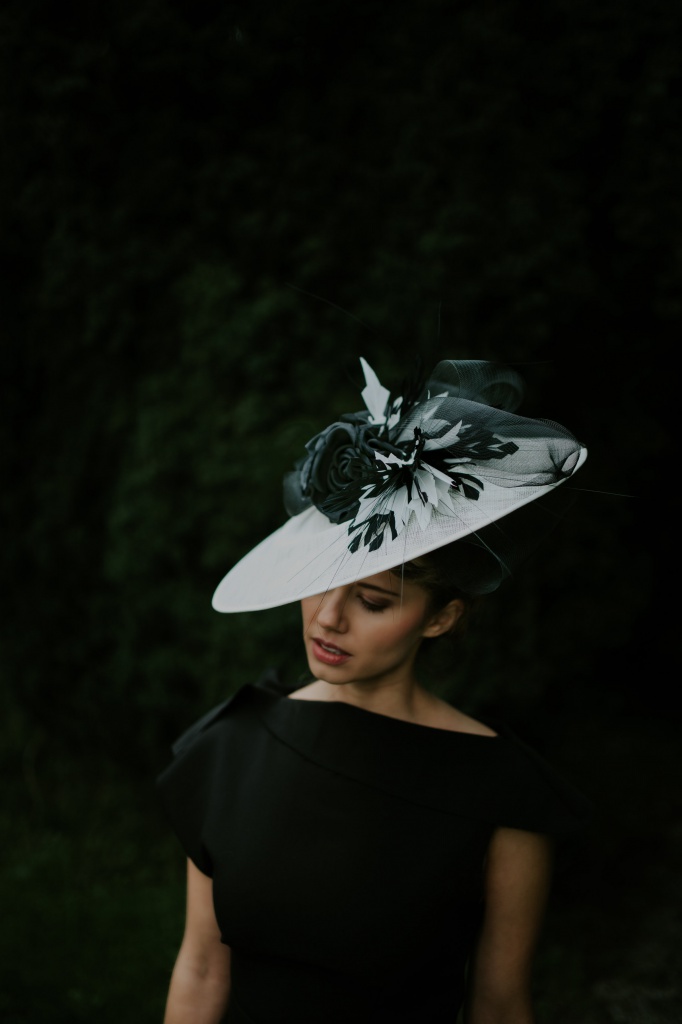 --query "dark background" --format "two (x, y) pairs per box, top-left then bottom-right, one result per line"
(1, 1), (678, 1021)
